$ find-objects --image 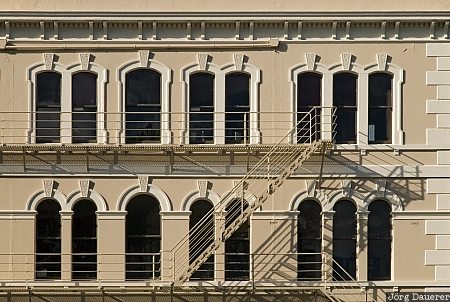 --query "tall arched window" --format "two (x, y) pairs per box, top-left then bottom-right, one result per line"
(72, 72), (97, 143)
(333, 73), (357, 144)
(126, 195), (161, 279)
(333, 200), (356, 280)
(297, 199), (322, 281)
(125, 69), (161, 143)
(368, 200), (392, 280)
(225, 199), (249, 280)
(189, 72), (214, 144)
(189, 199), (214, 280)
(36, 72), (61, 143)
(225, 72), (250, 144)
(36, 199), (61, 280)
(369, 73), (393, 144)
(72, 200), (97, 280)
(297, 72), (322, 143)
